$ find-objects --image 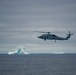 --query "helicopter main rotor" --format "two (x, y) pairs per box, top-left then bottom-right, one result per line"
(34, 31), (52, 34)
